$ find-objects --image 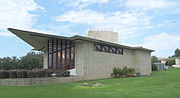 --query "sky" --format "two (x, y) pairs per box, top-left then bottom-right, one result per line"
(0, 0), (180, 58)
